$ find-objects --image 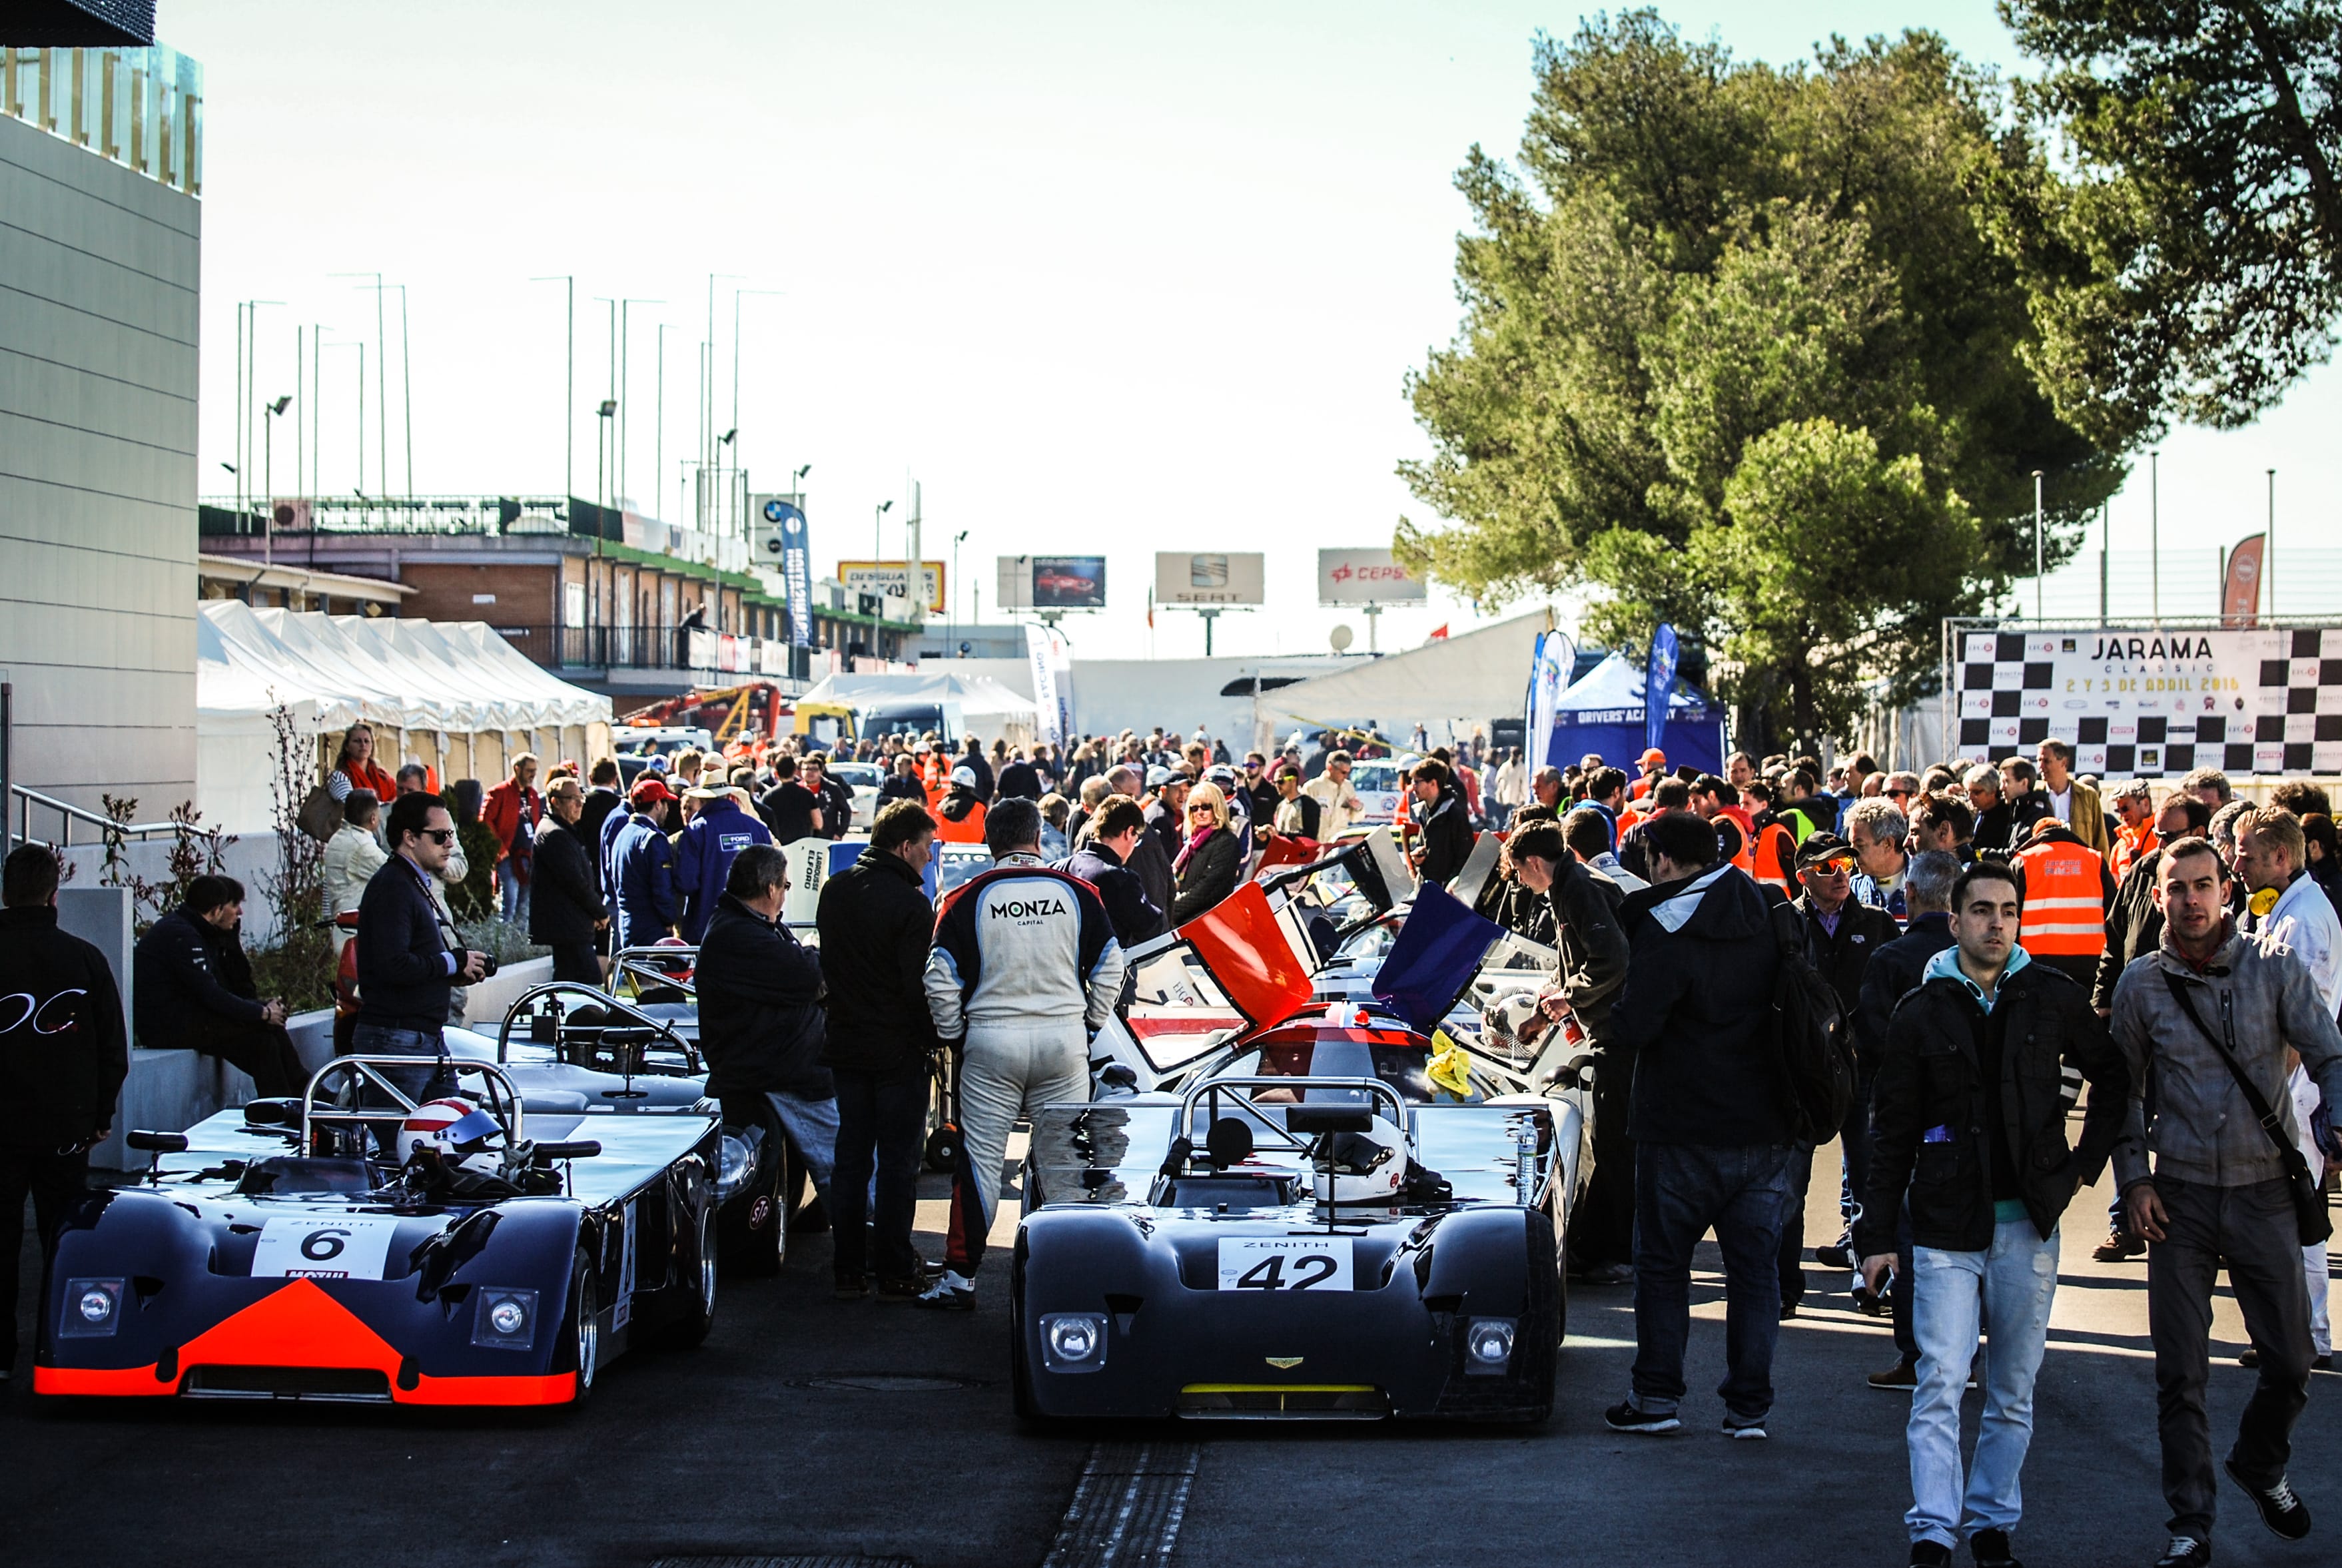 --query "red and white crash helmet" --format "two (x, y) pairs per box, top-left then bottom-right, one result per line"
(396, 1096), (506, 1174)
